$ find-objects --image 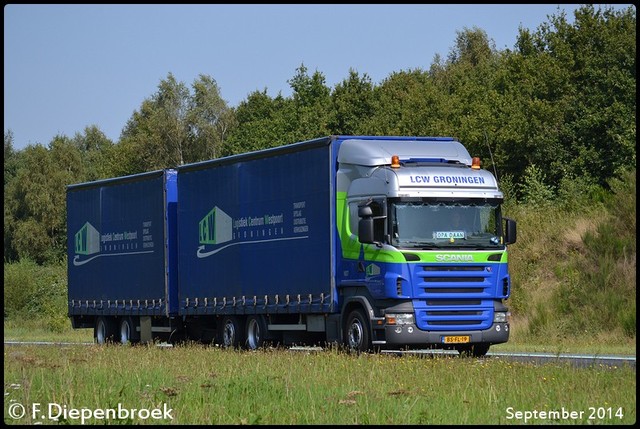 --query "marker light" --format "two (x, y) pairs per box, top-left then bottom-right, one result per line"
(471, 157), (481, 169)
(391, 155), (401, 168)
